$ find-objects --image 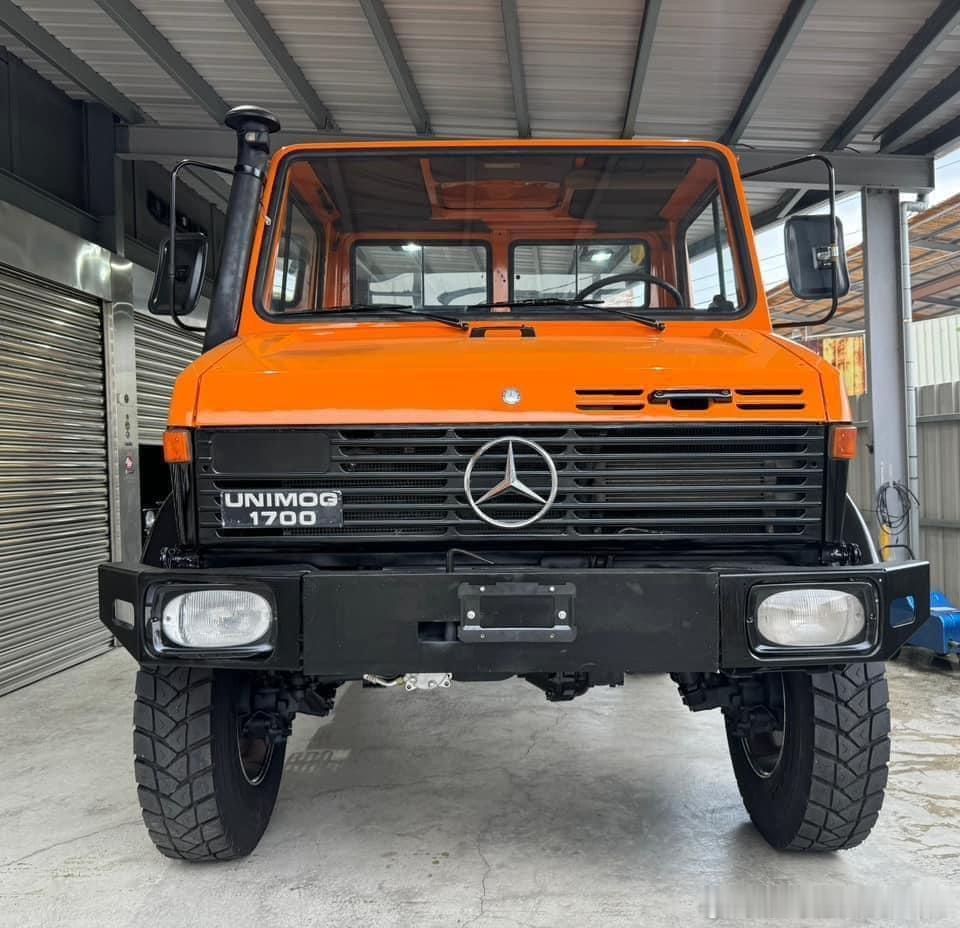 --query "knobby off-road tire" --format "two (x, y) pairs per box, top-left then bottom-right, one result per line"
(726, 662), (890, 851)
(133, 666), (286, 861)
